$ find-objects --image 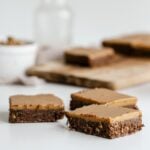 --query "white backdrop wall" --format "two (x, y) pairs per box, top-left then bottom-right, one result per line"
(0, 0), (150, 44)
